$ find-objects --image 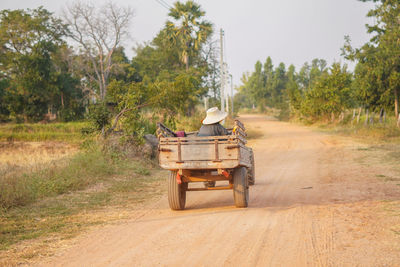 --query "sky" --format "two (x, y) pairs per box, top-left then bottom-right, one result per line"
(0, 0), (376, 86)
